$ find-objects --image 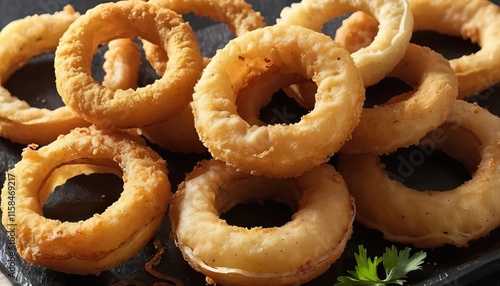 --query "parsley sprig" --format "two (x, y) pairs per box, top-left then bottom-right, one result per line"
(336, 245), (427, 285)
